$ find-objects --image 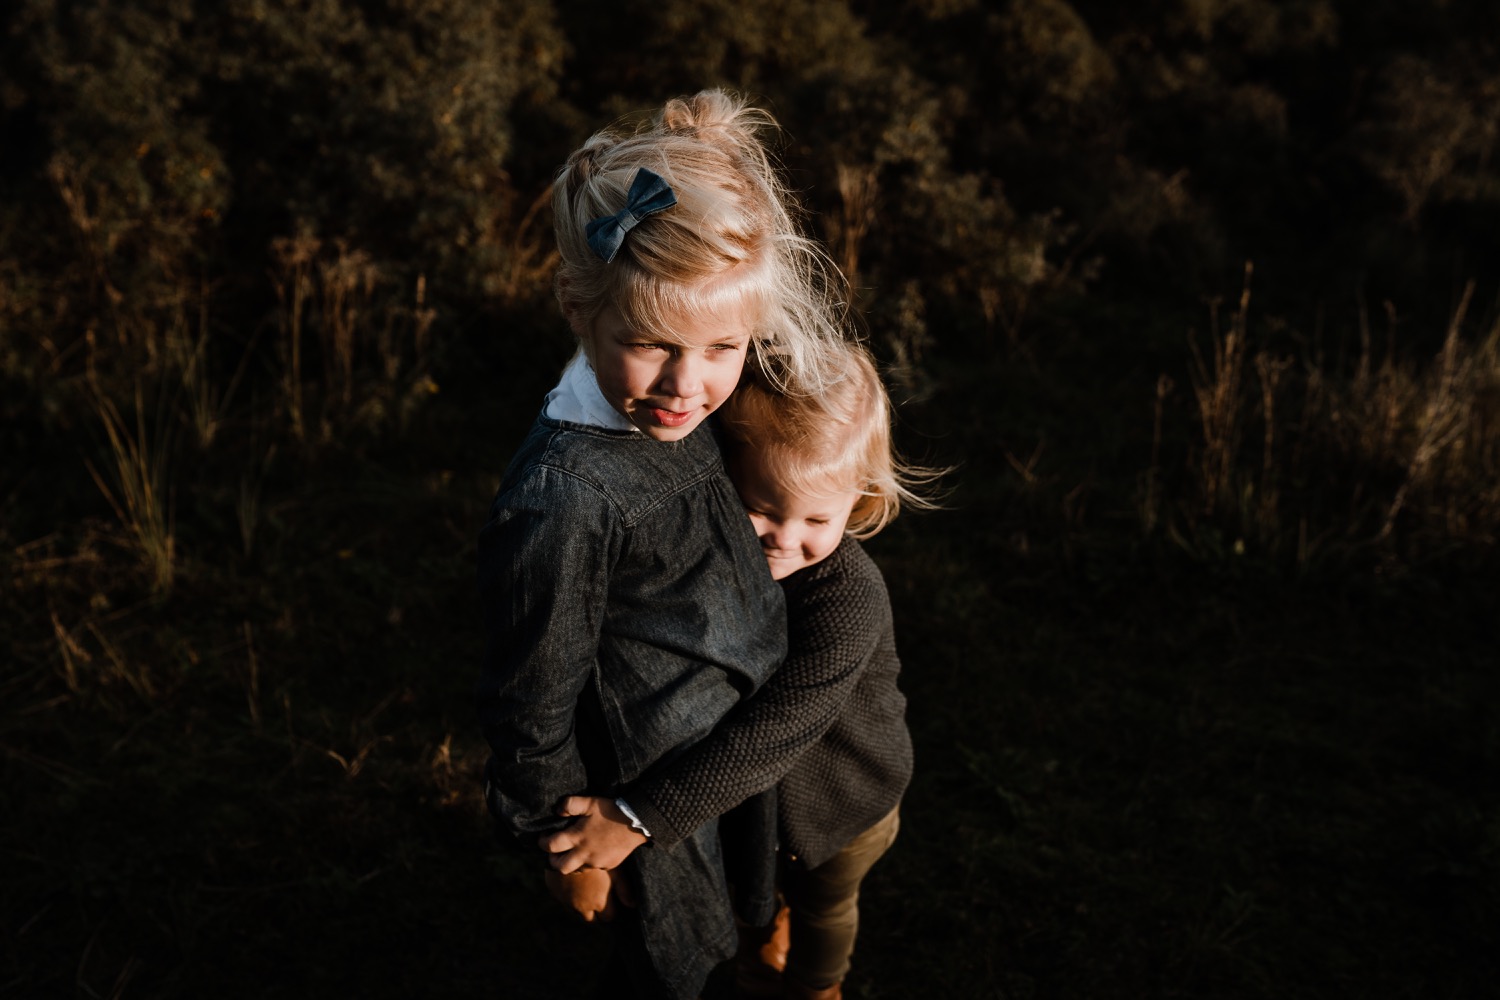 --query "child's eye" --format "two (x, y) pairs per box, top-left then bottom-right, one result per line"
(807, 518), (829, 526)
